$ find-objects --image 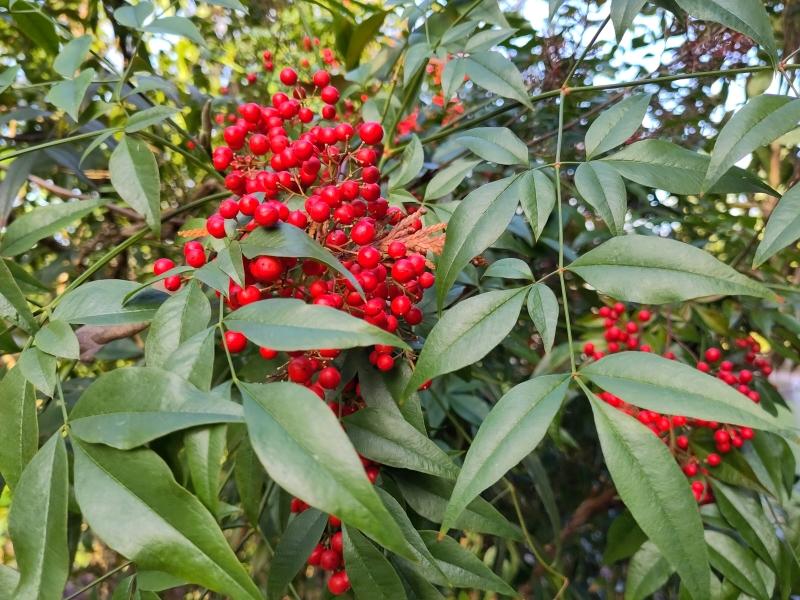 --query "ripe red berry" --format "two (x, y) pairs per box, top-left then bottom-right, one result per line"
(249, 133), (270, 155)
(219, 198), (240, 219)
(206, 216), (227, 239)
(391, 295), (411, 316)
(318, 367), (341, 390)
(153, 258), (175, 275)
(237, 285), (261, 305)
(327, 570), (350, 595)
(319, 549), (341, 571)
(357, 246), (381, 268)
(163, 275), (181, 291)
(376, 353), (394, 371)
(359, 121), (384, 145)
(279, 67), (298, 85)
(308, 544), (324, 566)
(330, 531), (343, 553)
(259, 347), (278, 360)
(312, 69), (331, 87)
(320, 85), (340, 105)
(391, 259), (415, 283)
(705, 347), (722, 363)
(250, 256), (283, 282)
(224, 331), (247, 353)
(350, 219), (376, 245)
(637, 309), (652, 322)
(287, 357), (313, 383)
(706, 453), (722, 467)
